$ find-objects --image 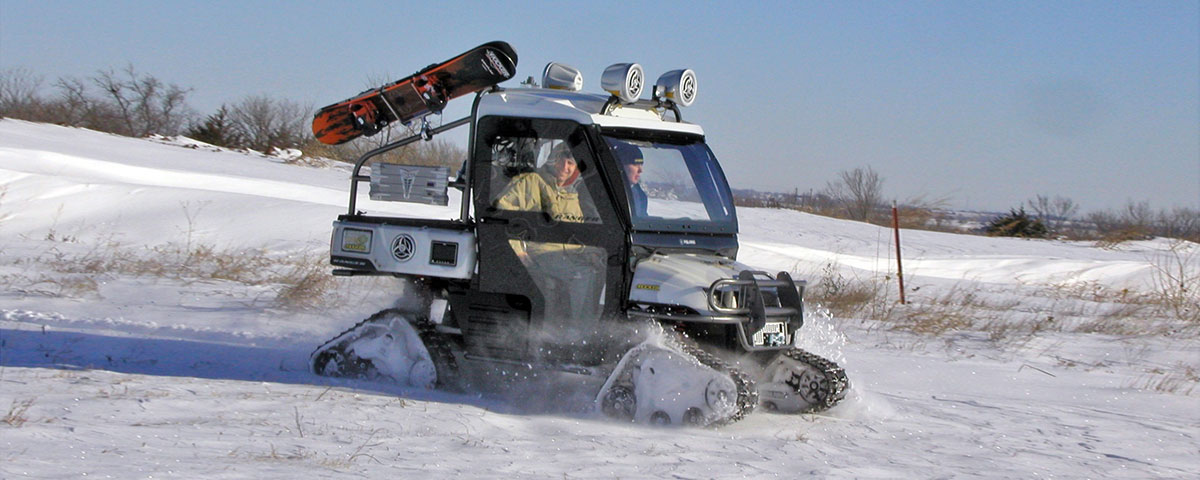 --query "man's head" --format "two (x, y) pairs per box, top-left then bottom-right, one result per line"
(623, 162), (642, 185)
(612, 142), (644, 185)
